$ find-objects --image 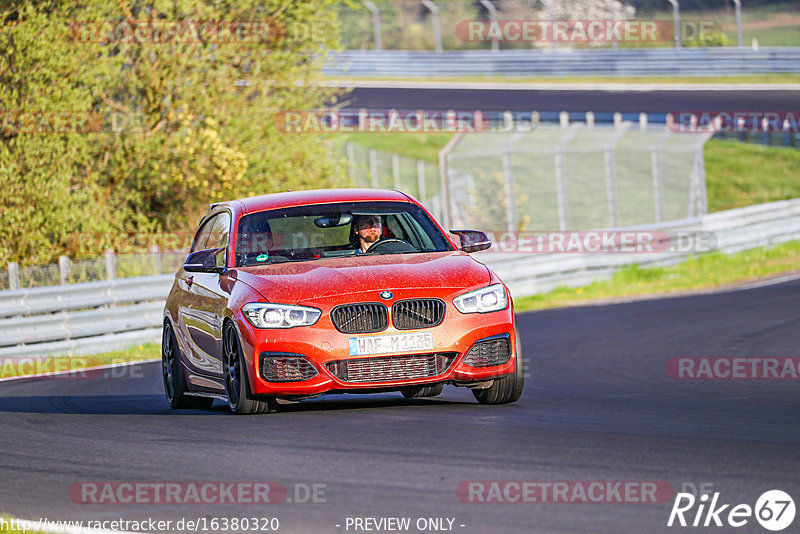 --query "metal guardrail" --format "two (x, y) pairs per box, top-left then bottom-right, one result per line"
(0, 275), (172, 358)
(324, 48), (800, 77)
(477, 197), (800, 296)
(0, 198), (798, 359)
